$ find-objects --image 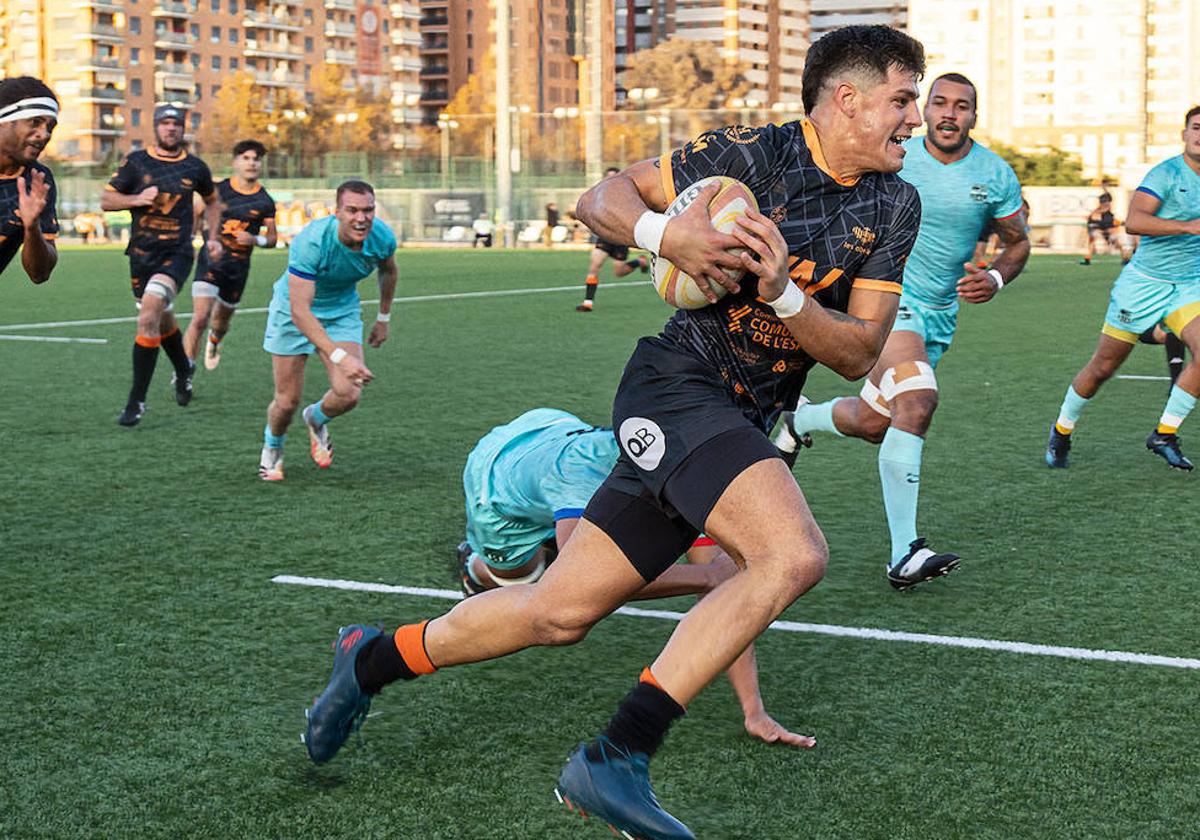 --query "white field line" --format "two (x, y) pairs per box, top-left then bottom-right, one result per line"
(0, 280), (651, 333)
(1117, 374), (1171, 381)
(270, 574), (1200, 671)
(0, 334), (107, 344)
